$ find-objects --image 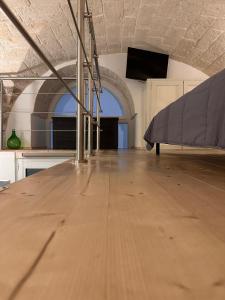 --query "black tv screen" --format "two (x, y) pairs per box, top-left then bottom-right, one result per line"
(126, 47), (169, 81)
